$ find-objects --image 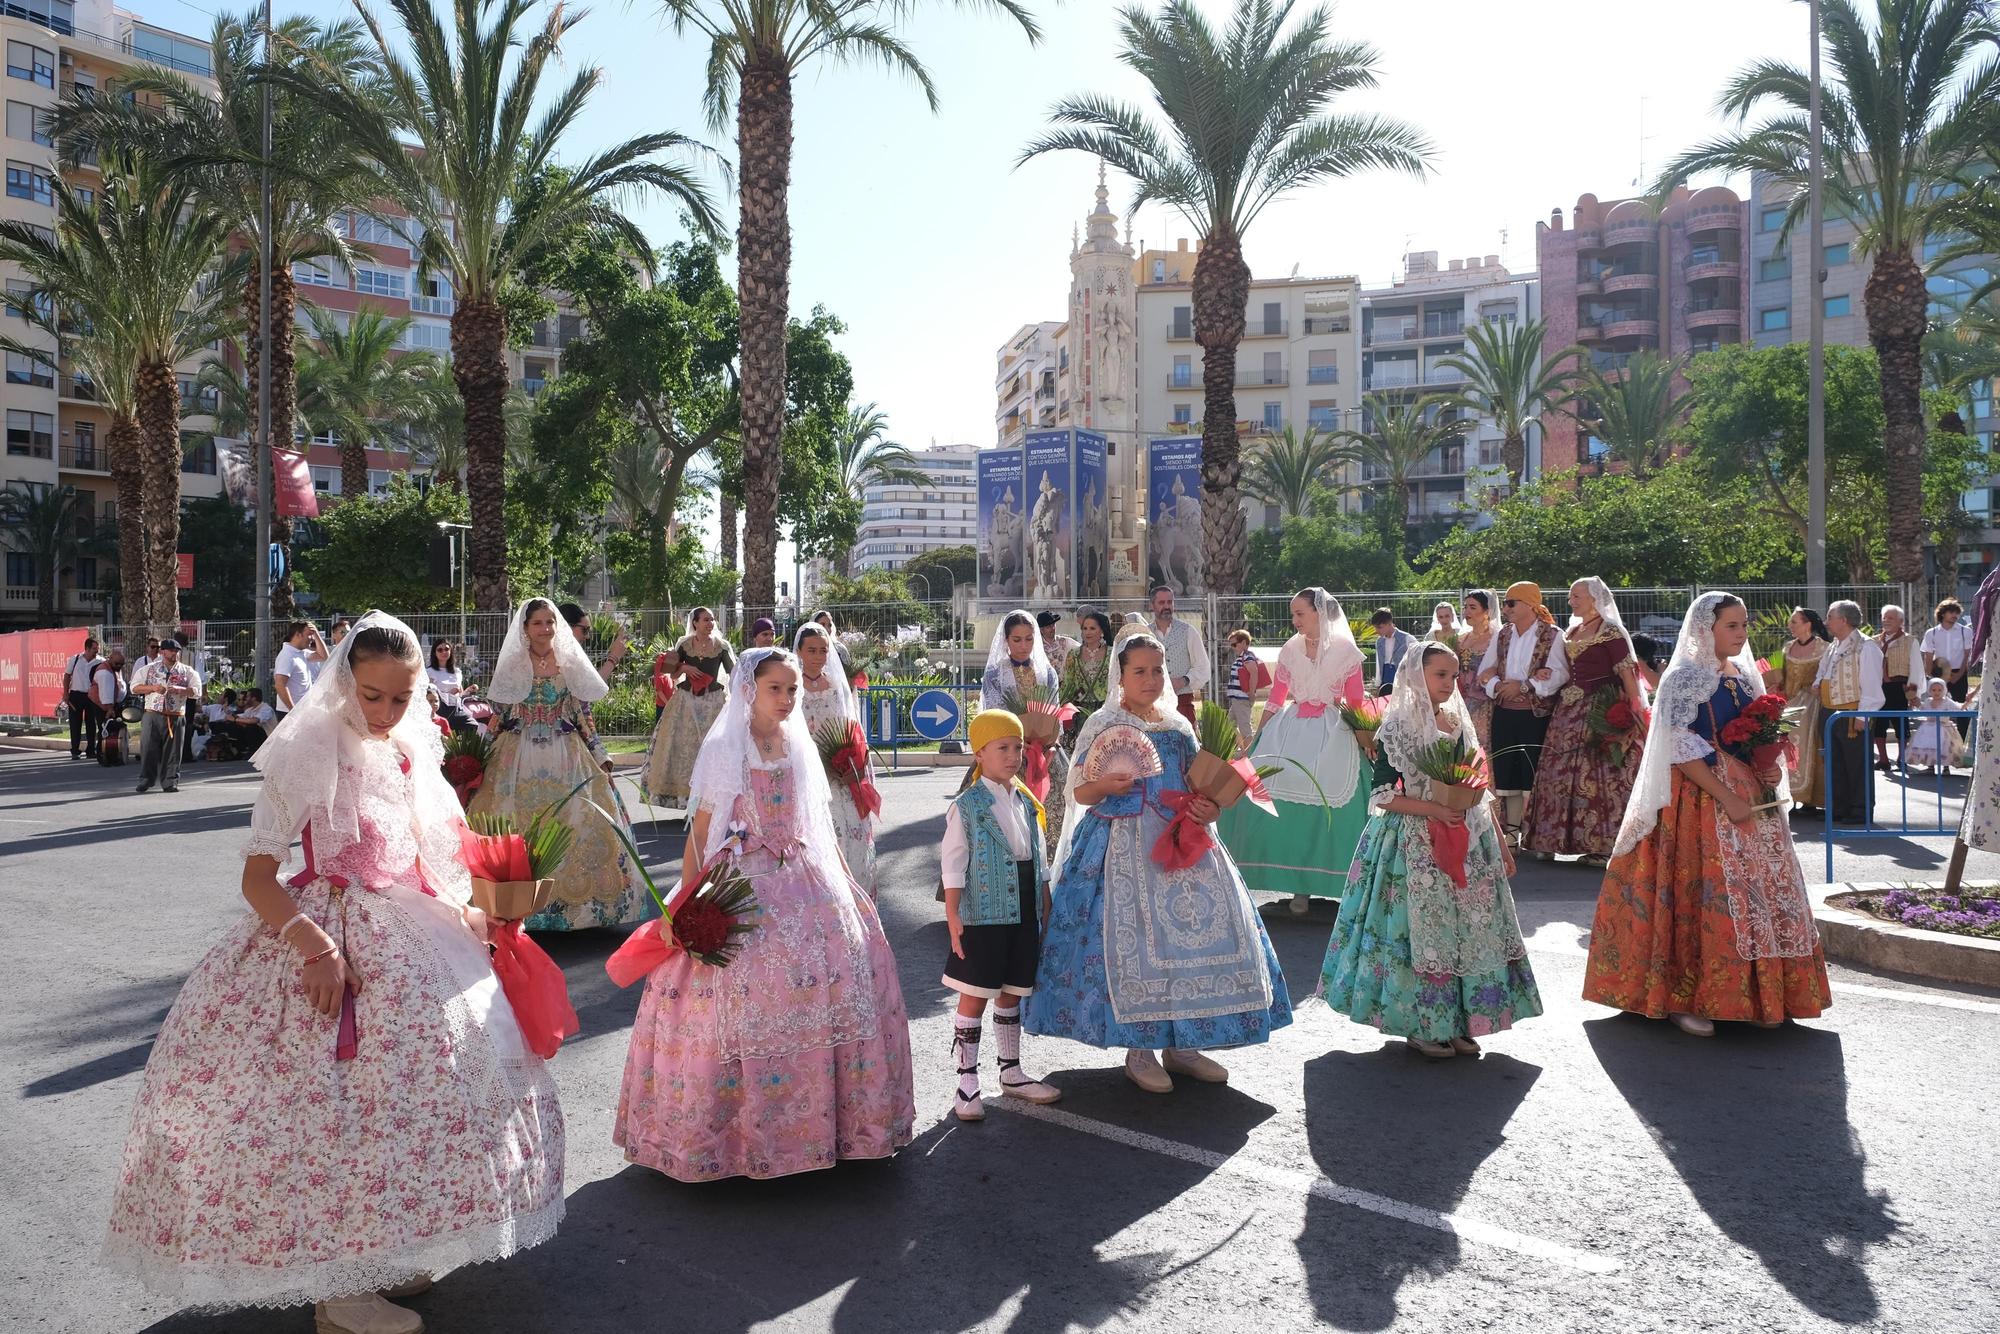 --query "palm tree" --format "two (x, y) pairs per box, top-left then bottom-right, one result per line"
(662, 0), (1045, 619)
(50, 12), (382, 615)
(1652, 0), (2000, 585)
(1024, 0), (1430, 593)
(1562, 349), (1693, 478)
(831, 401), (924, 574)
(297, 306), (441, 500)
(1436, 315), (1578, 492)
(0, 162), (241, 634)
(0, 484), (99, 625)
(1330, 392), (1470, 544)
(1240, 423), (1344, 519)
(296, 0), (721, 609)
